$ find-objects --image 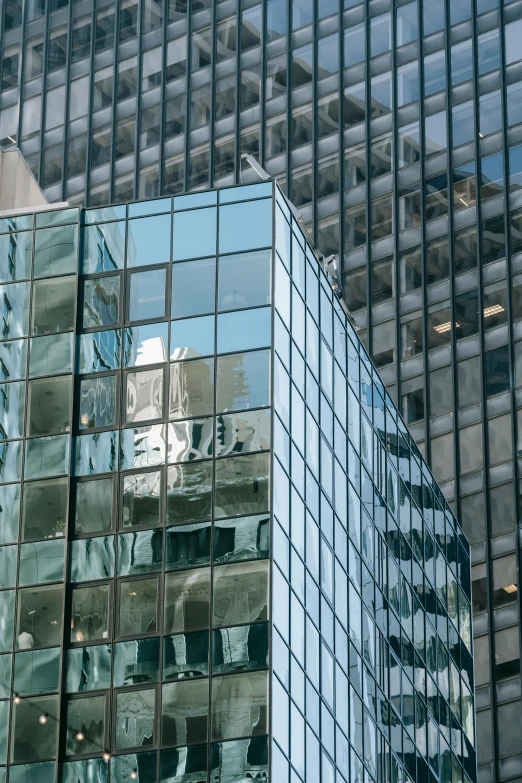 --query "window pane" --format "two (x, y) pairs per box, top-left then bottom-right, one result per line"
(115, 689), (155, 749)
(125, 368), (164, 424)
(17, 585), (63, 649)
(32, 277), (75, 335)
(169, 358), (214, 420)
(82, 276), (120, 329)
(65, 695), (106, 756)
(70, 584), (110, 643)
(11, 695), (58, 762)
(211, 670), (268, 741)
(162, 679), (208, 747)
(122, 471), (161, 529)
(34, 225), (78, 278)
(74, 478), (113, 535)
(128, 269), (166, 322)
(213, 560), (269, 627)
(78, 375), (117, 431)
(166, 462), (213, 525)
(216, 350), (270, 413)
(118, 577), (158, 636)
(171, 259), (216, 318)
(214, 453), (270, 518)
(163, 568), (210, 634)
(217, 250), (271, 312)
